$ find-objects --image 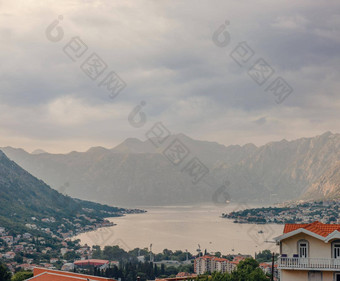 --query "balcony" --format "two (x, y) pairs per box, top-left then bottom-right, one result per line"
(278, 256), (340, 271)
